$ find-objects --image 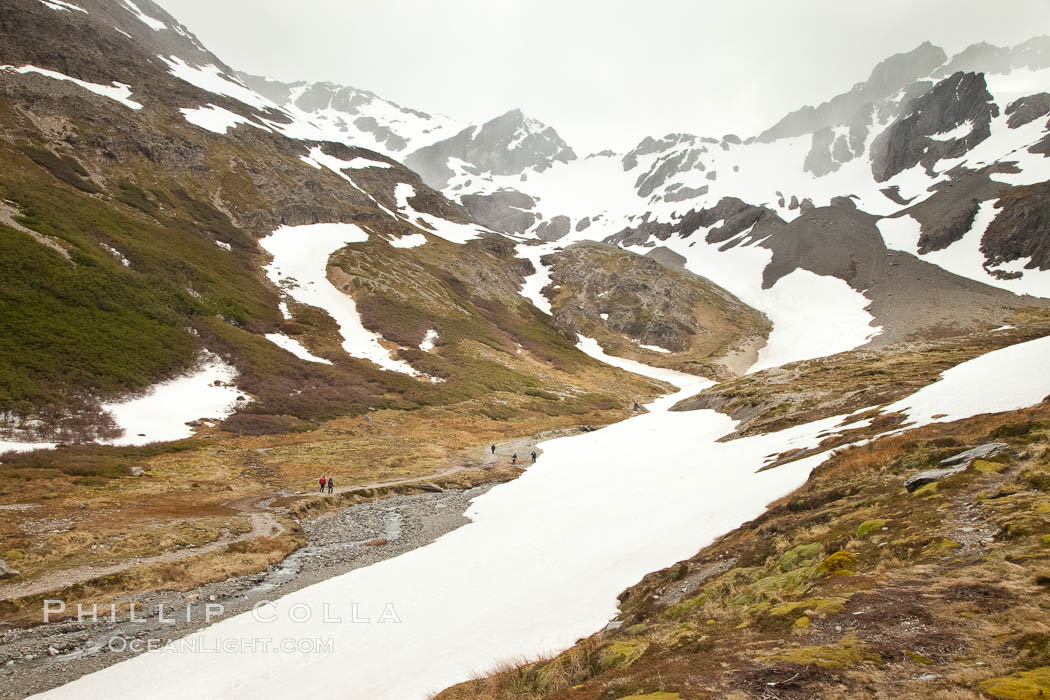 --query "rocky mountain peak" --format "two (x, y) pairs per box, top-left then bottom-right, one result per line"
(758, 41), (948, 143)
(404, 109), (576, 189)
